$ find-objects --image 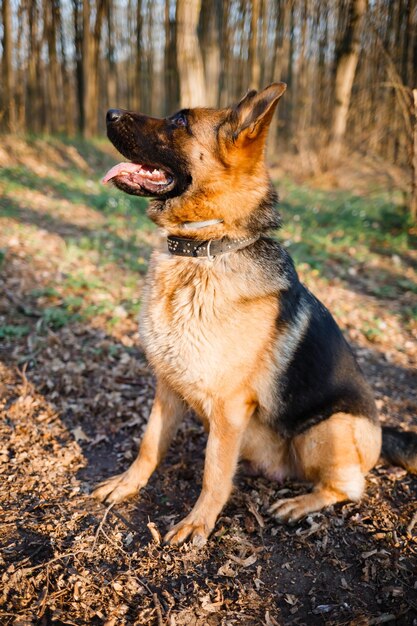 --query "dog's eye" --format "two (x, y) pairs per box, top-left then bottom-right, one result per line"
(172, 113), (187, 128)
